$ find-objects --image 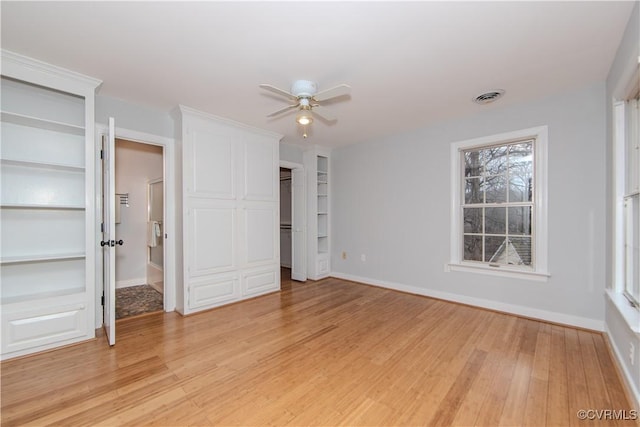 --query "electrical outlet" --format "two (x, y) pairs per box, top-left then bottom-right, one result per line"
(630, 342), (635, 365)
(341, 251), (347, 260)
